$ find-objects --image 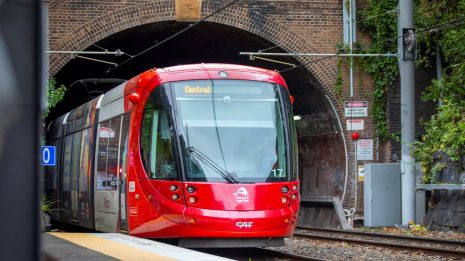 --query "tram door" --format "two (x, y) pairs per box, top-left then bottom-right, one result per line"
(118, 115), (130, 232)
(62, 132), (83, 223)
(95, 114), (129, 232)
(70, 132), (82, 222)
(61, 135), (73, 222)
